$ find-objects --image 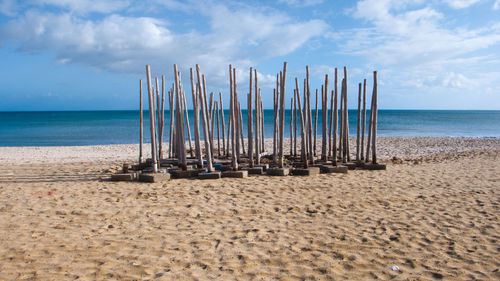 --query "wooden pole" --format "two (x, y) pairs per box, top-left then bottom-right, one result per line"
(196, 65), (213, 172)
(260, 93), (264, 152)
(295, 78), (308, 169)
(229, 65), (238, 170)
(313, 89), (318, 157)
(361, 79), (367, 161)
(328, 79), (334, 158)
(233, 68), (240, 162)
(248, 67), (254, 167)
(372, 71), (378, 164)
(306, 67), (314, 165)
(290, 97), (293, 156)
(182, 85), (194, 157)
(145, 65), (158, 172)
(156, 77), (162, 162)
(139, 79), (143, 164)
(211, 93), (216, 155)
(366, 88), (374, 163)
(169, 85), (175, 158)
(273, 88), (278, 163)
(333, 68), (338, 165)
(356, 82), (362, 163)
(293, 89), (297, 156)
(322, 75), (328, 161)
(339, 78), (344, 162)
(174, 64), (187, 169)
(190, 68), (203, 168)
(254, 69), (260, 165)
(238, 102), (245, 155)
(279, 62), (287, 168)
(216, 102), (221, 158)
(219, 92), (226, 157)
